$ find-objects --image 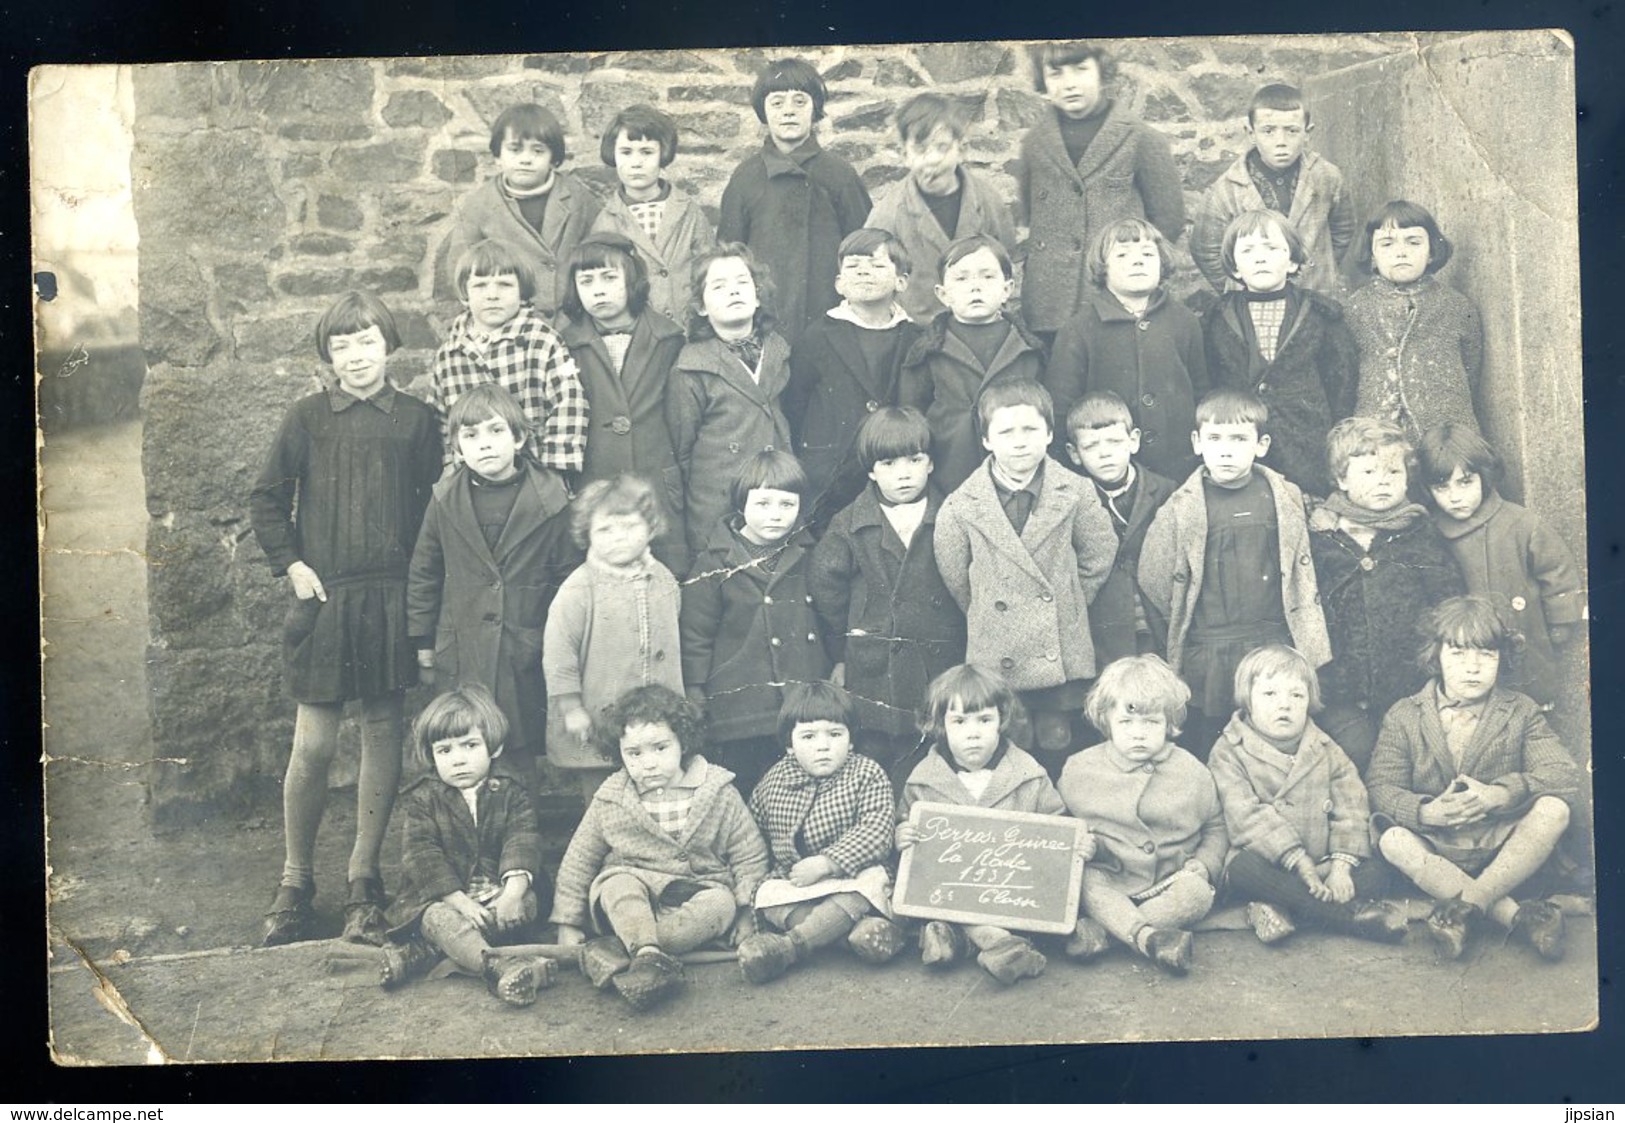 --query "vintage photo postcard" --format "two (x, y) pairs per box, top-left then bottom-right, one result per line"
(36, 29), (1594, 1067)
